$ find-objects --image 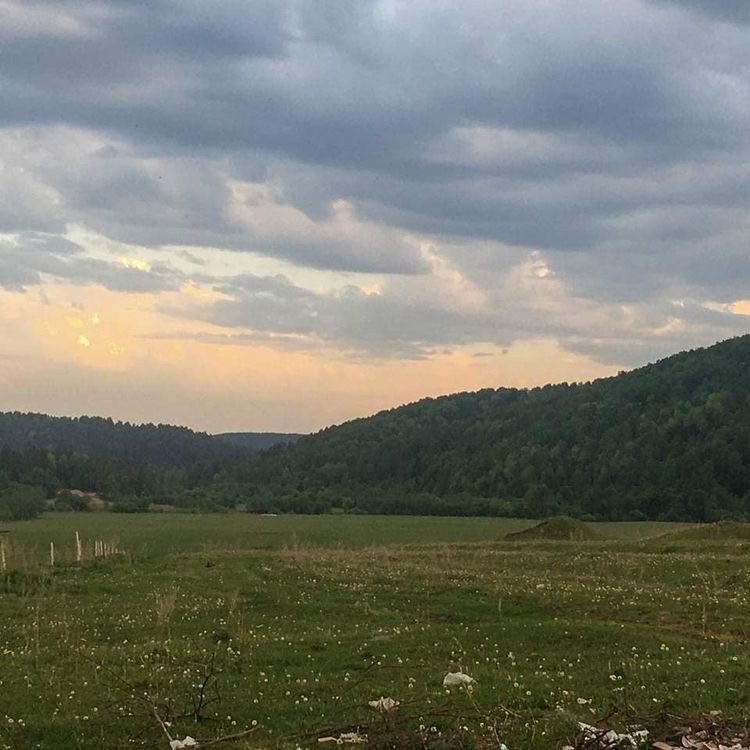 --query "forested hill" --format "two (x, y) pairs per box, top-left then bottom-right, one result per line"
(229, 334), (750, 521)
(0, 412), (257, 518)
(0, 413), (299, 518)
(0, 412), (243, 467)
